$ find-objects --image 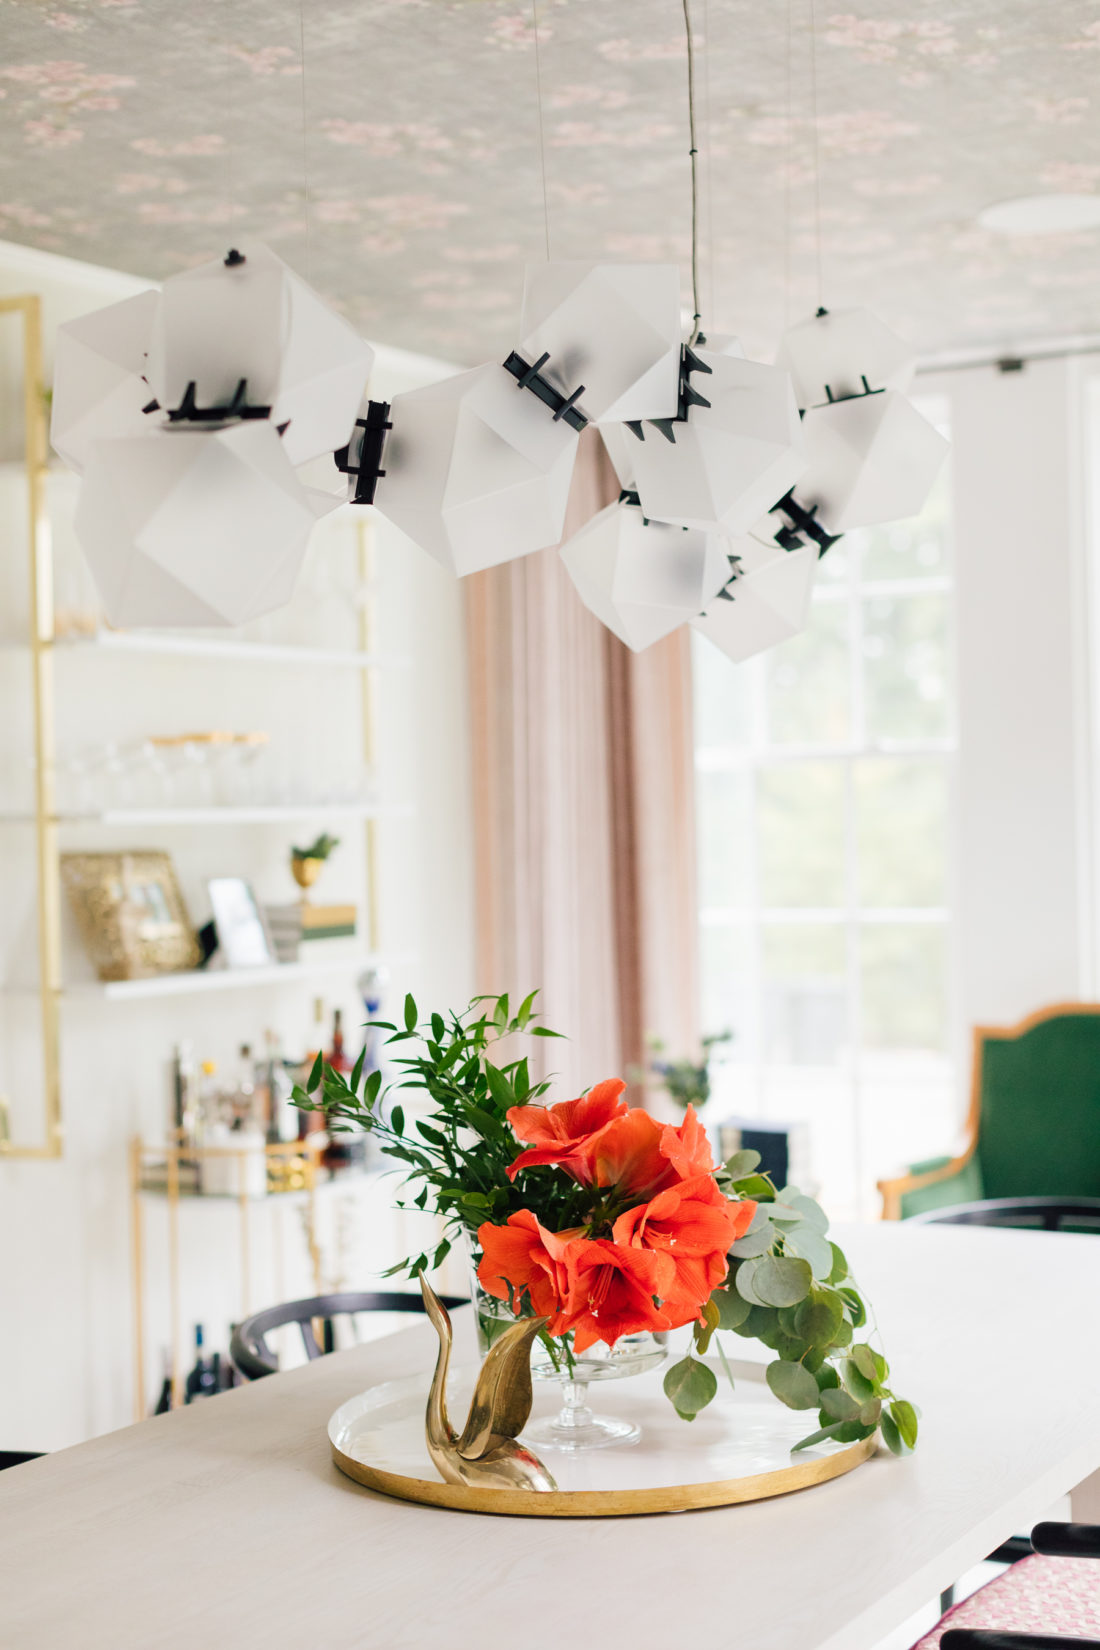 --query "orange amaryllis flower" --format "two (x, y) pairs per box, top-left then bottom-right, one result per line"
(585, 1107), (673, 1198)
(476, 1211), (575, 1328)
(658, 1104), (715, 1182)
(505, 1078), (628, 1183)
(558, 1238), (675, 1352)
(613, 1177), (757, 1329)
